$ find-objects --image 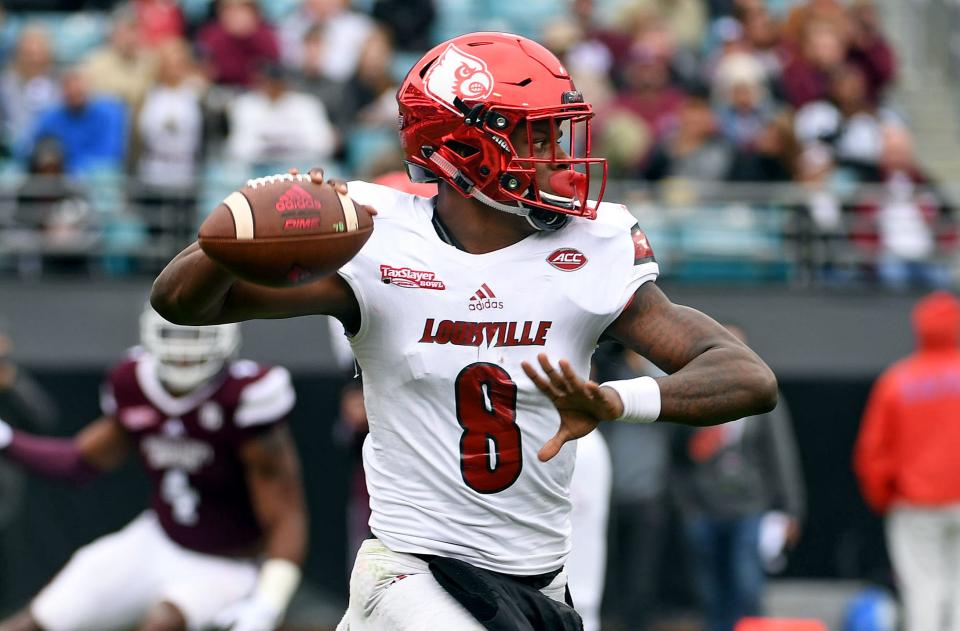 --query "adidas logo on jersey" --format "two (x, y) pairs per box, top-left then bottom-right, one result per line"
(275, 185), (323, 212)
(468, 283), (503, 311)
